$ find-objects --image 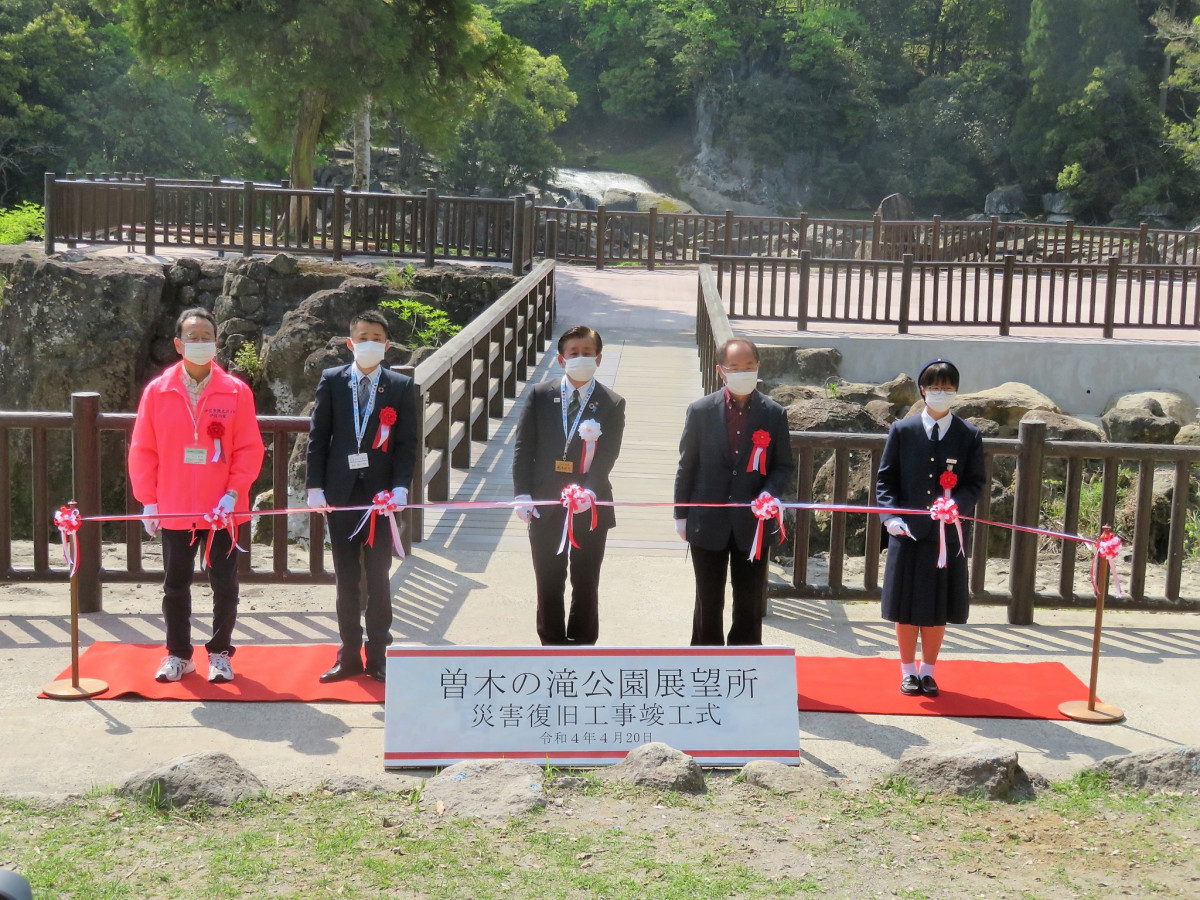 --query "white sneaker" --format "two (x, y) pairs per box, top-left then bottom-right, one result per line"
(155, 655), (195, 683)
(208, 651), (235, 684)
